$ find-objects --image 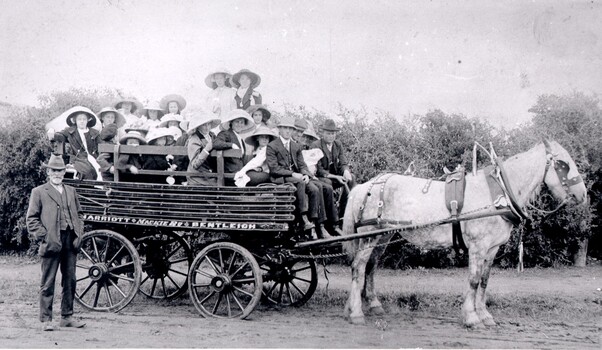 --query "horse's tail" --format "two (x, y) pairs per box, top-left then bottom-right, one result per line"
(341, 186), (359, 262)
